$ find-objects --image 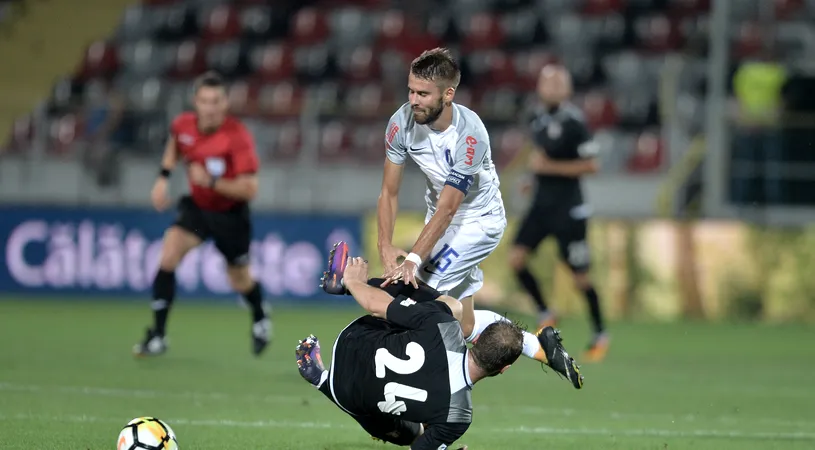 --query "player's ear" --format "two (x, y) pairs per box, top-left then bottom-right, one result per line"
(499, 365), (512, 375)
